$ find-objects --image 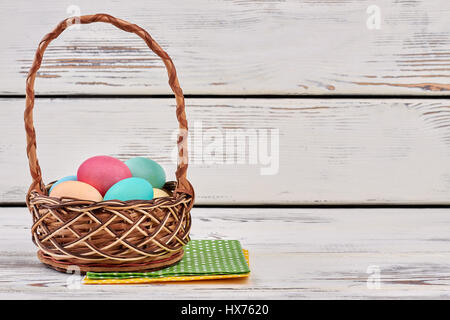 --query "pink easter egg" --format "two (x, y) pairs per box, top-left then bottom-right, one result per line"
(77, 155), (132, 196)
